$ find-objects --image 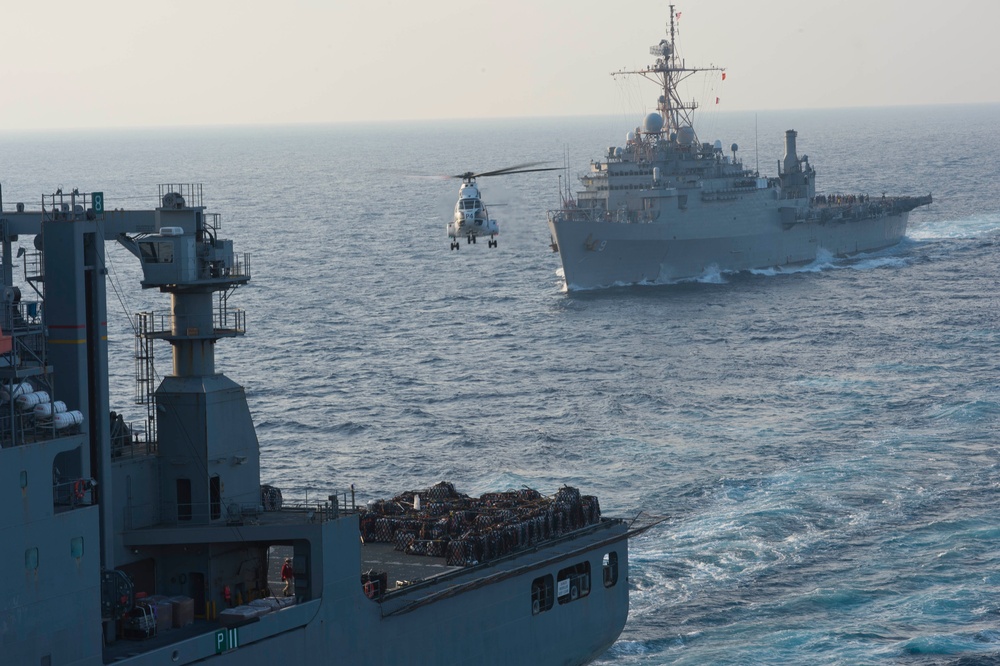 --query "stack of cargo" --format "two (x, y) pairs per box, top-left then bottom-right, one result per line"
(260, 484), (283, 511)
(220, 596), (296, 626)
(219, 605), (259, 627)
(359, 482), (601, 567)
(168, 595), (194, 628)
(144, 595), (174, 634)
